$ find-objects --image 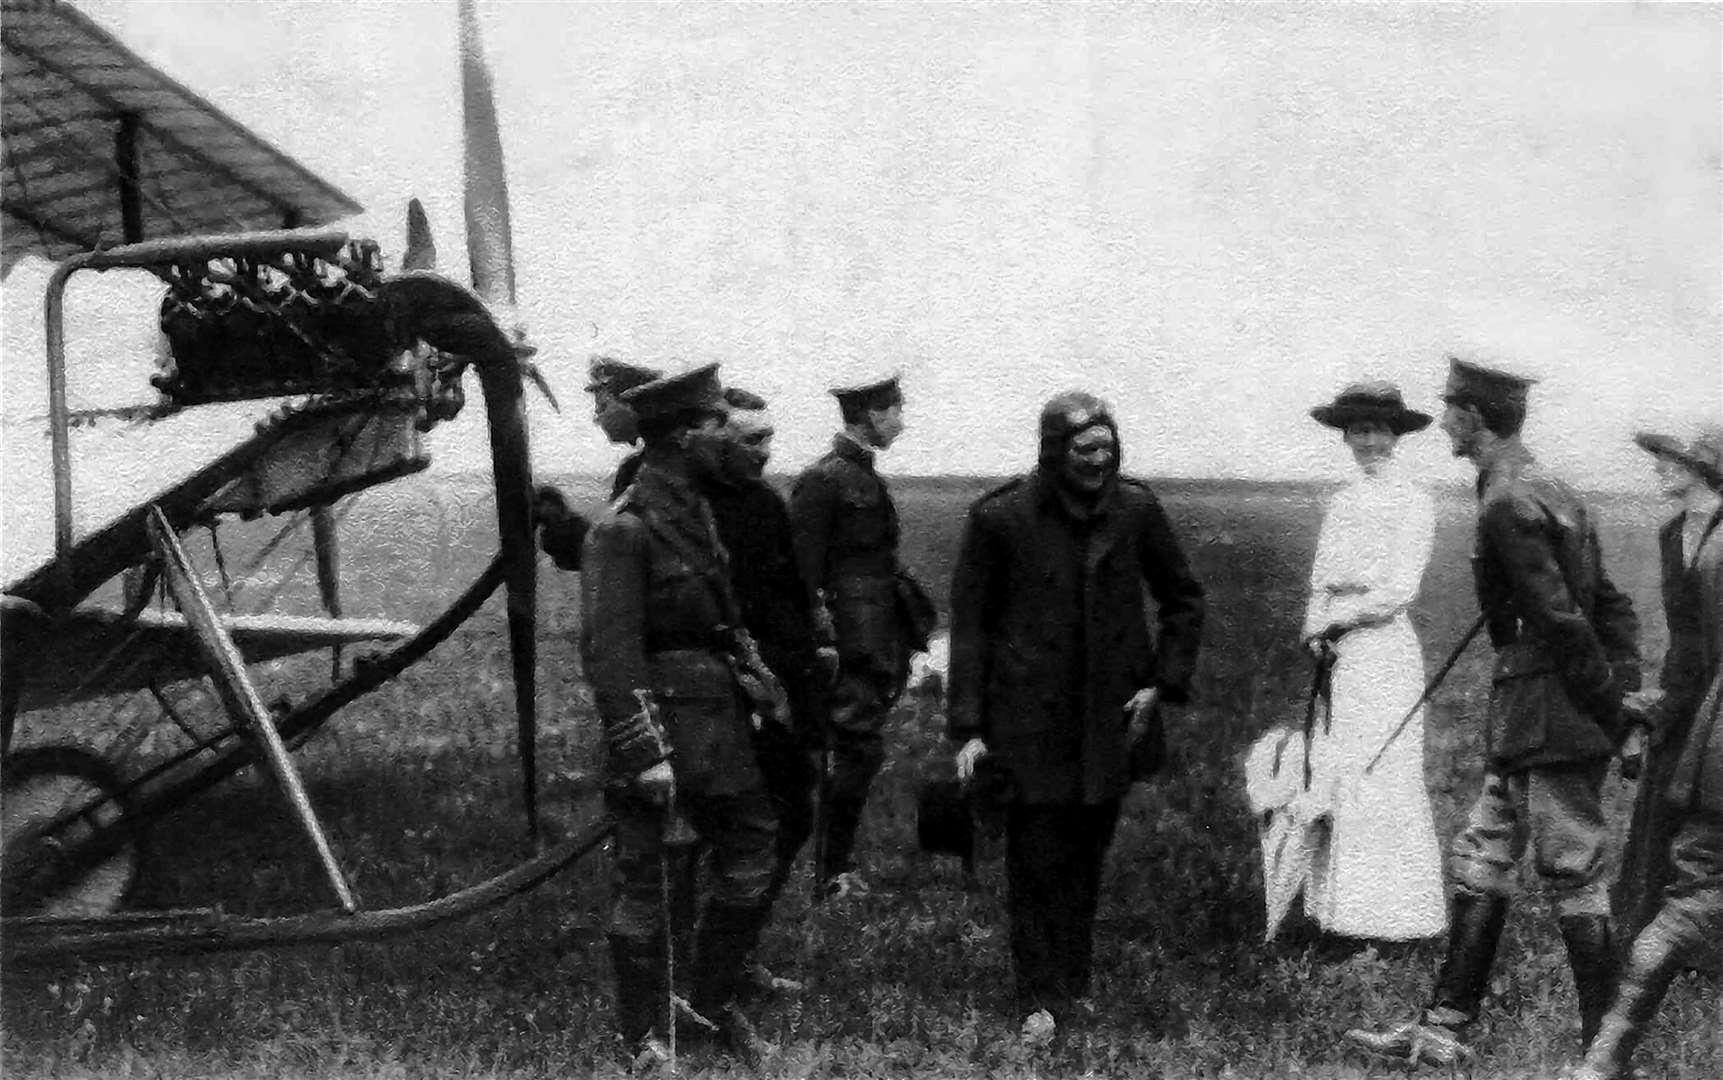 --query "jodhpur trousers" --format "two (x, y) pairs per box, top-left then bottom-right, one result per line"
(1449, 761), (1611, 916)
